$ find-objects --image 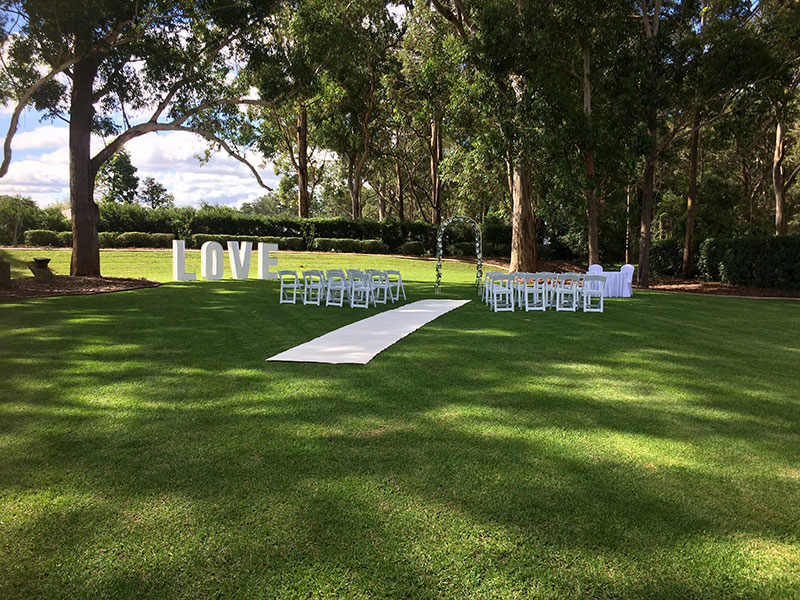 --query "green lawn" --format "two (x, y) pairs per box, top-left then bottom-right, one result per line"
(1, 249), (799, 599)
